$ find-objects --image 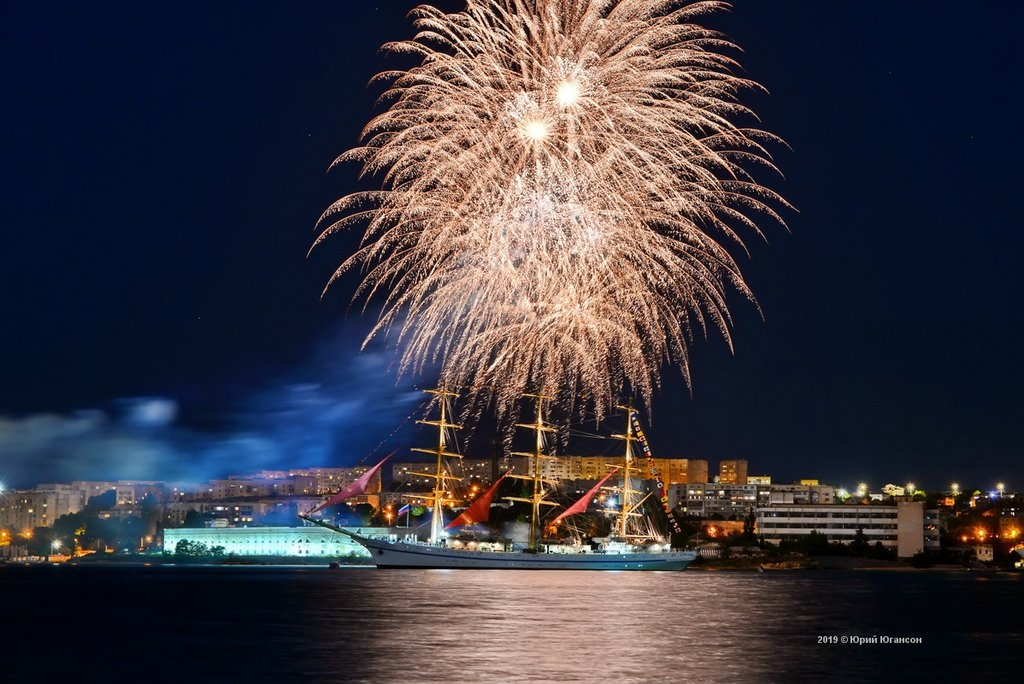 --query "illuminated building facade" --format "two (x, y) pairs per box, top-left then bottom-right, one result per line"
(757, 501), (941, 557)
(504, 456), (708, 485)
(113, 482), (165, 506)
(718, 460), (748, 485)
(0, 484), (96, 530)
(669, 483), (763, 518)
(162, 526), (402, 558)
(768, 483), (835, 505)
(392, 459), (496, 489)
